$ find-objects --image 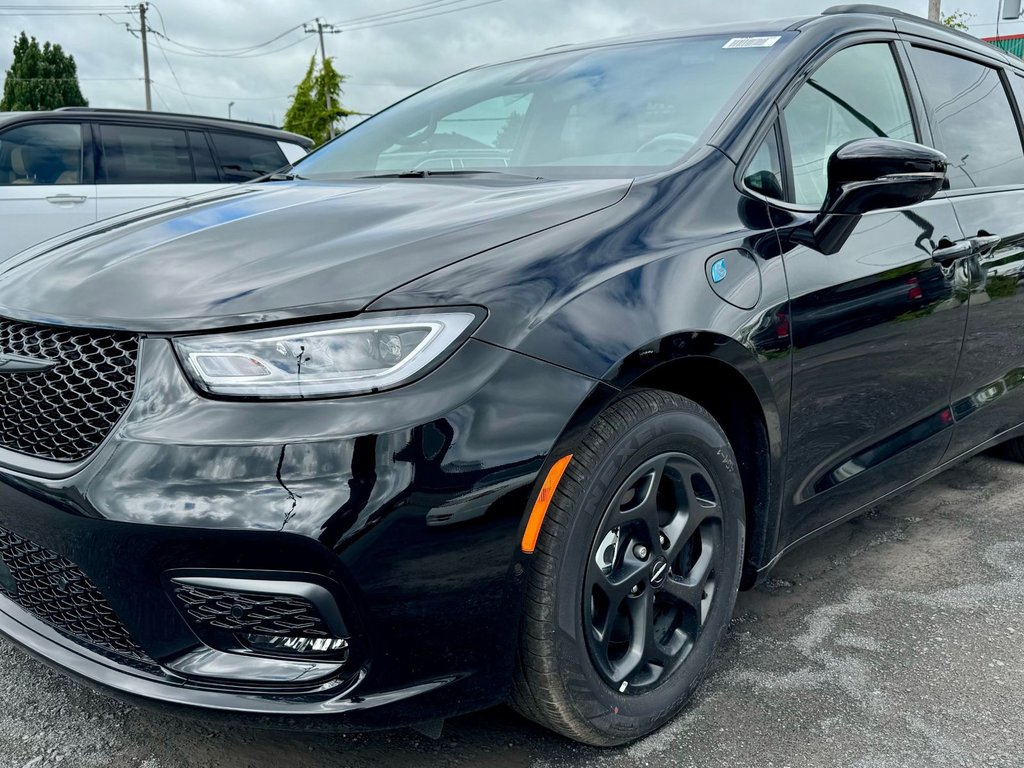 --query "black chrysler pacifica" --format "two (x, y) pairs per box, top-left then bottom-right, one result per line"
(1, 4), (1022, 746)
